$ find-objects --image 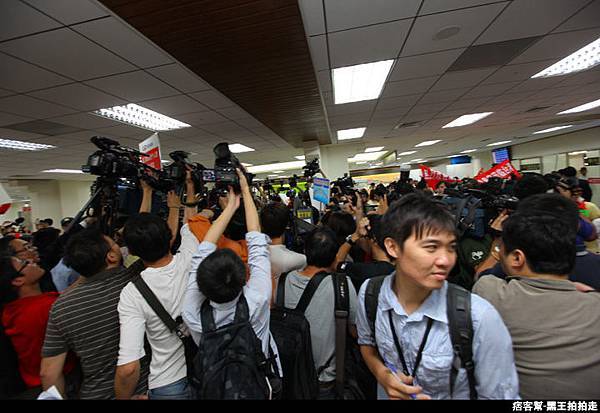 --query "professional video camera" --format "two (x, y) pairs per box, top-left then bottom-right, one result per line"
(83, 136), (151, 179)
(206, 142), (254, 194)
(332, 173), (355, 196)
(302, 158), (320, 178)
